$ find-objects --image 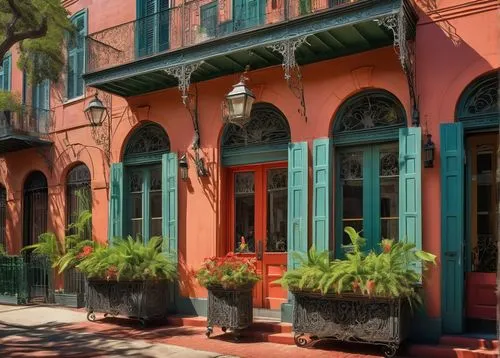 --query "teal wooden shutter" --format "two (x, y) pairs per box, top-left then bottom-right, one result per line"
(0, 55), (11, 91)
(398, 127), (422, 272)
(287, 142), (308, 270)
(137, 0), (157, 57)
(312, 138), (332, 252)
(67, 11), (86, 99)
(162, 152), (178, 260)
(440, 122), (465, 333)
(108, 163), (124, 242)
